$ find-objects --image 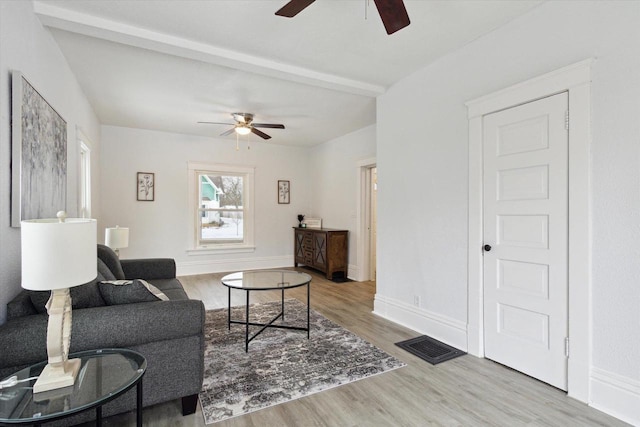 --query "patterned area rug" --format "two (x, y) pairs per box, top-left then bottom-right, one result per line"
(199, 299), (406, 424)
